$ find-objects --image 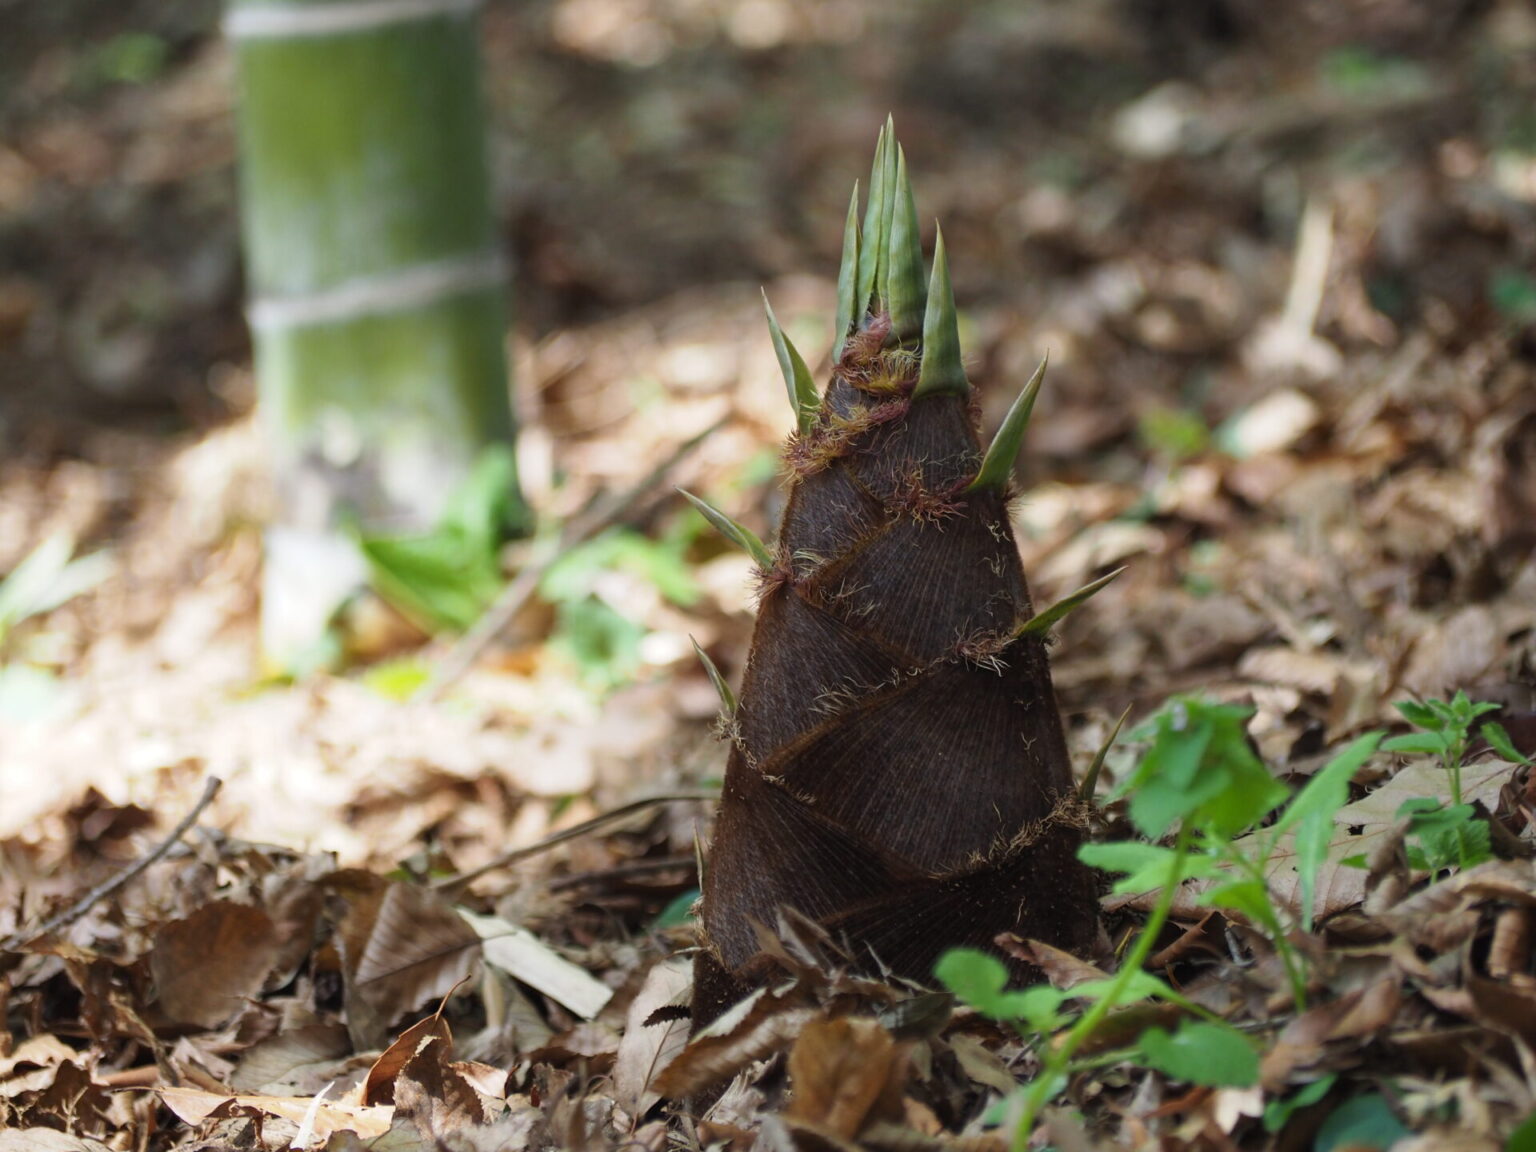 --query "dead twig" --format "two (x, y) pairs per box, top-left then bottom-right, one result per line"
(422, 415), (729, 700)
(430, 791), (717, 896)
(2, 776), (222, 952)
